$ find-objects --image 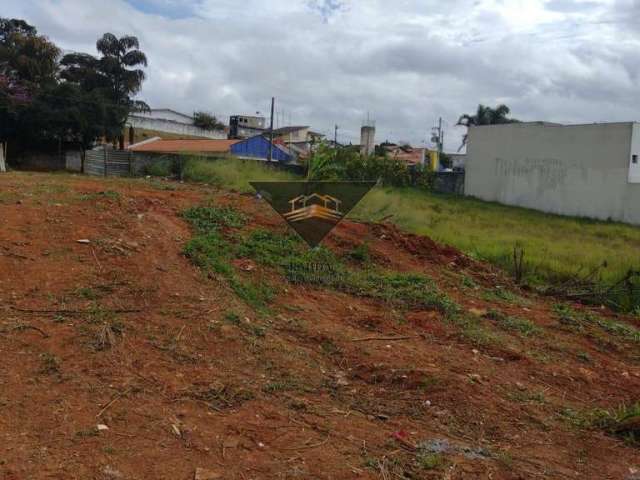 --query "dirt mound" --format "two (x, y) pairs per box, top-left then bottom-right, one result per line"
(1, 172), (639, 480)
